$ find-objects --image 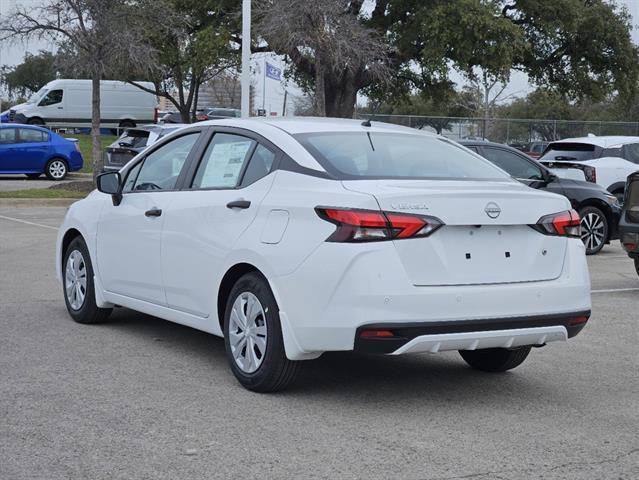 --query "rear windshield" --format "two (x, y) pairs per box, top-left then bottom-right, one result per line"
(295, 132), (509, 180)
(118, 130), (149, 148)
(539, 142), (597, 162)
